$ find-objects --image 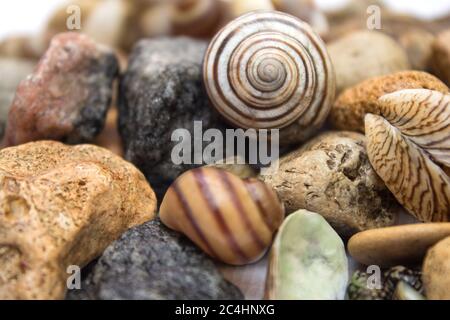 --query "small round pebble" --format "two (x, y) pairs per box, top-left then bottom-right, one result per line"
(348, 223), (450, 267)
